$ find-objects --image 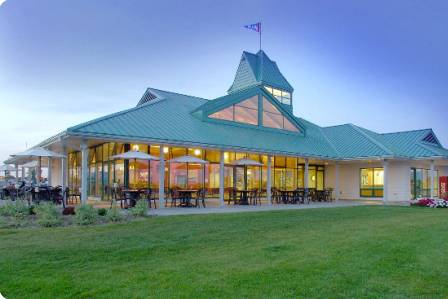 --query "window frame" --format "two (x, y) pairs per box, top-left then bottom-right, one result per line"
(359, 167), (384, 198)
